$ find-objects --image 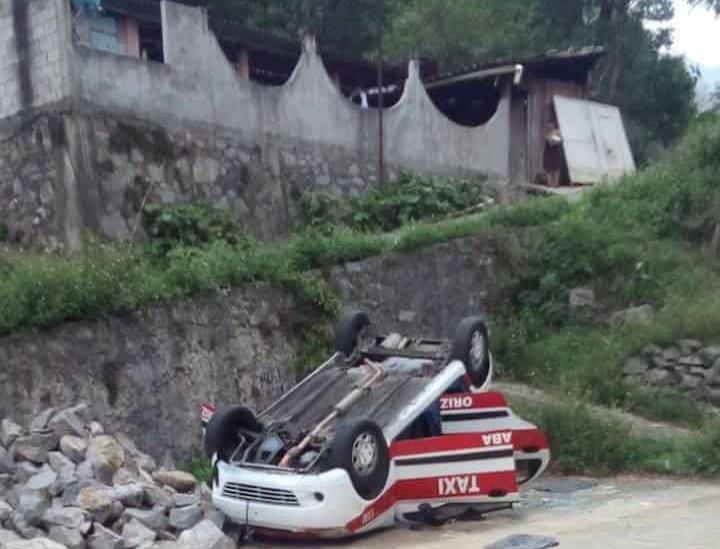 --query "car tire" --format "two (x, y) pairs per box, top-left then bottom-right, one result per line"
(330, 418), (389, 500)
(449, 316), (492, 388)
(204, 405), (262, 462)
(333, 309), (371, 357)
